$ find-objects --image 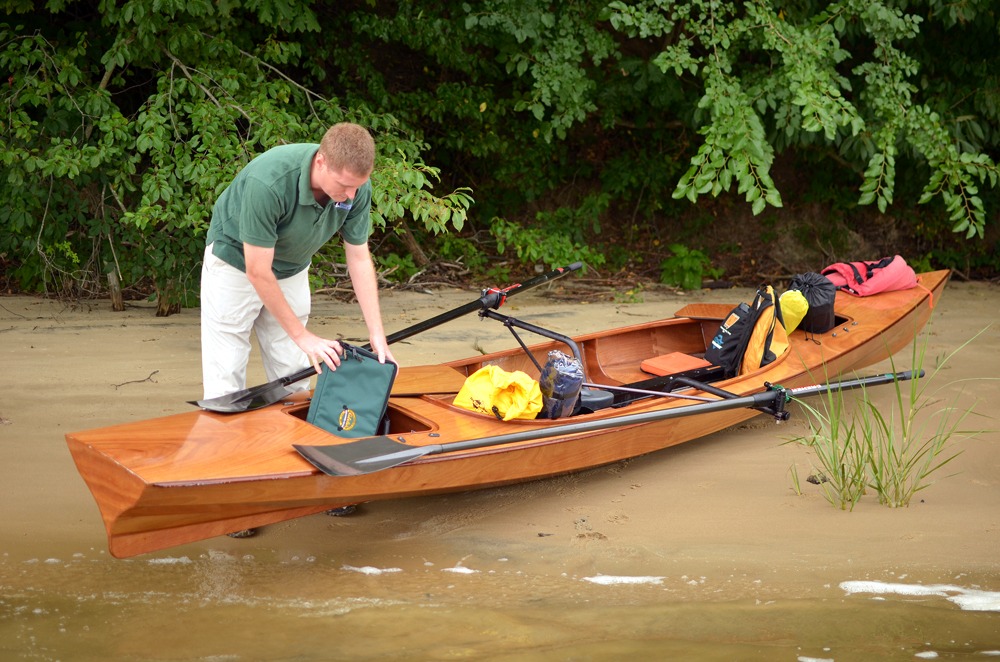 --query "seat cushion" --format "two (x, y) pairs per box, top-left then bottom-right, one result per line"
(640, 352), (712, 377)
